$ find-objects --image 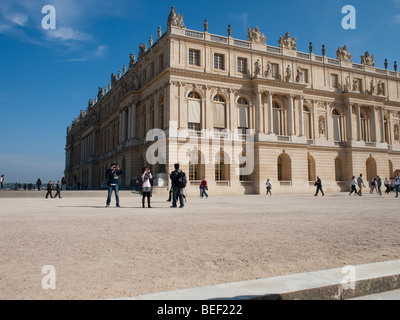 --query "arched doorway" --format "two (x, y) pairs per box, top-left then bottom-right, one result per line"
(277, 153), (292, 182)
